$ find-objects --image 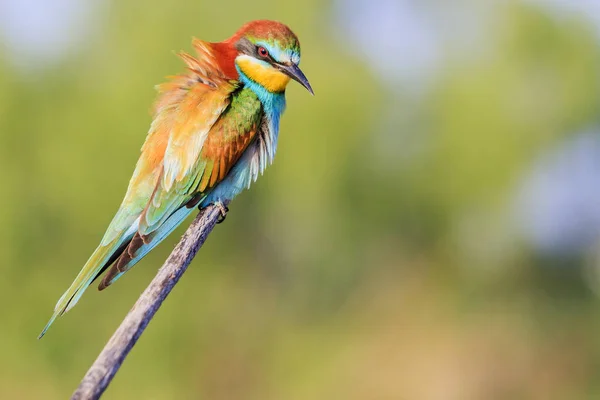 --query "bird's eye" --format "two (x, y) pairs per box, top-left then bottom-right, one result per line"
(257, 46), (269, 58)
